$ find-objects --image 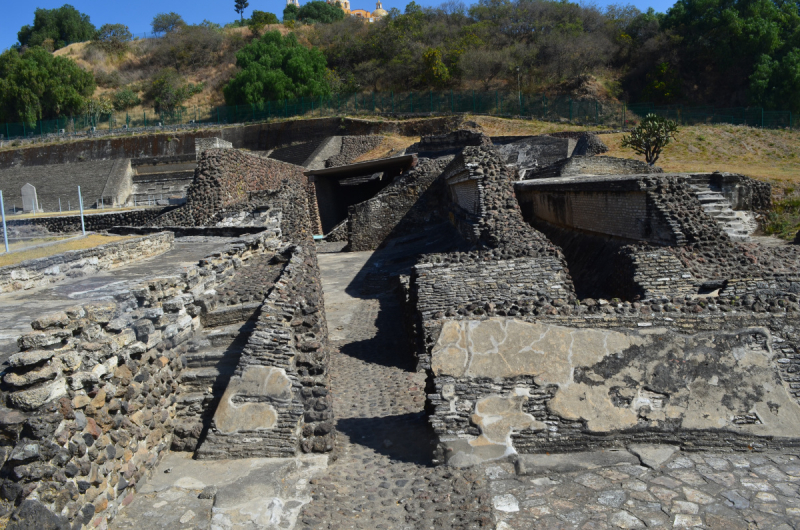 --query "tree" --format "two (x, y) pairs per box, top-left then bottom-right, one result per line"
(250, 10), (280, 33)
(94, 23), (133, 54)
(17, 4), (96, 50)
(296, 1), (346, 24)
(421, 48), (450, 87)
(0, 47), (95, 124)
(283, 5), (300, 22)
(151, 13), (185, 36)
(235, 0), (250, 21)
(223, 31), (330, 104)
(621, 113), (678, 165)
